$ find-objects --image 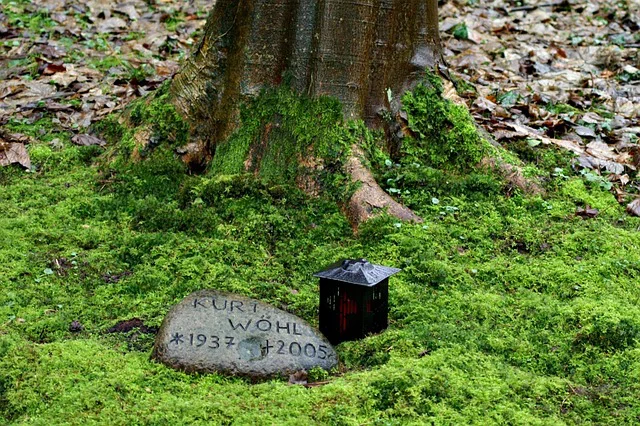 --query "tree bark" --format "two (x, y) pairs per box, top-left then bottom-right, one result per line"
(169, 0), (443, 227)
